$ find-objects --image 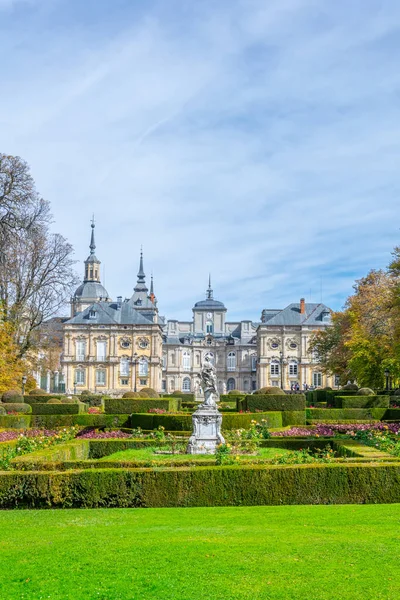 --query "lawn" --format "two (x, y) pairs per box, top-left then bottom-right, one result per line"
(1, 504), (399, 600)
(99, 446), (291, 462)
